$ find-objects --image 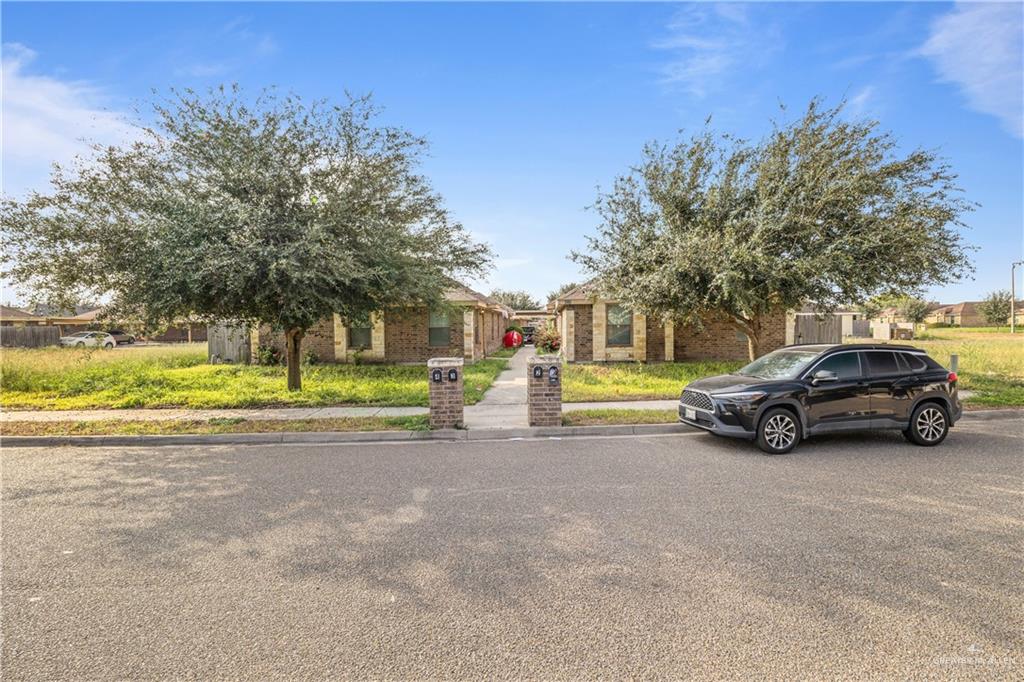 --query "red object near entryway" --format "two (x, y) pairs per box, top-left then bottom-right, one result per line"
(503, 330), (522, 348)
